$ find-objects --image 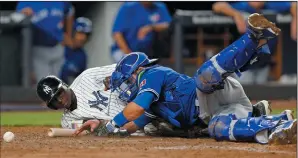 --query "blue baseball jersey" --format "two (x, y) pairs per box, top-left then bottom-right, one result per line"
(16, 2), (74, 46)
(132, 66), (199, 128)
(111, 2), (171, 53)
(60, 46), (87, 84)
(230, 2), (291, 13)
